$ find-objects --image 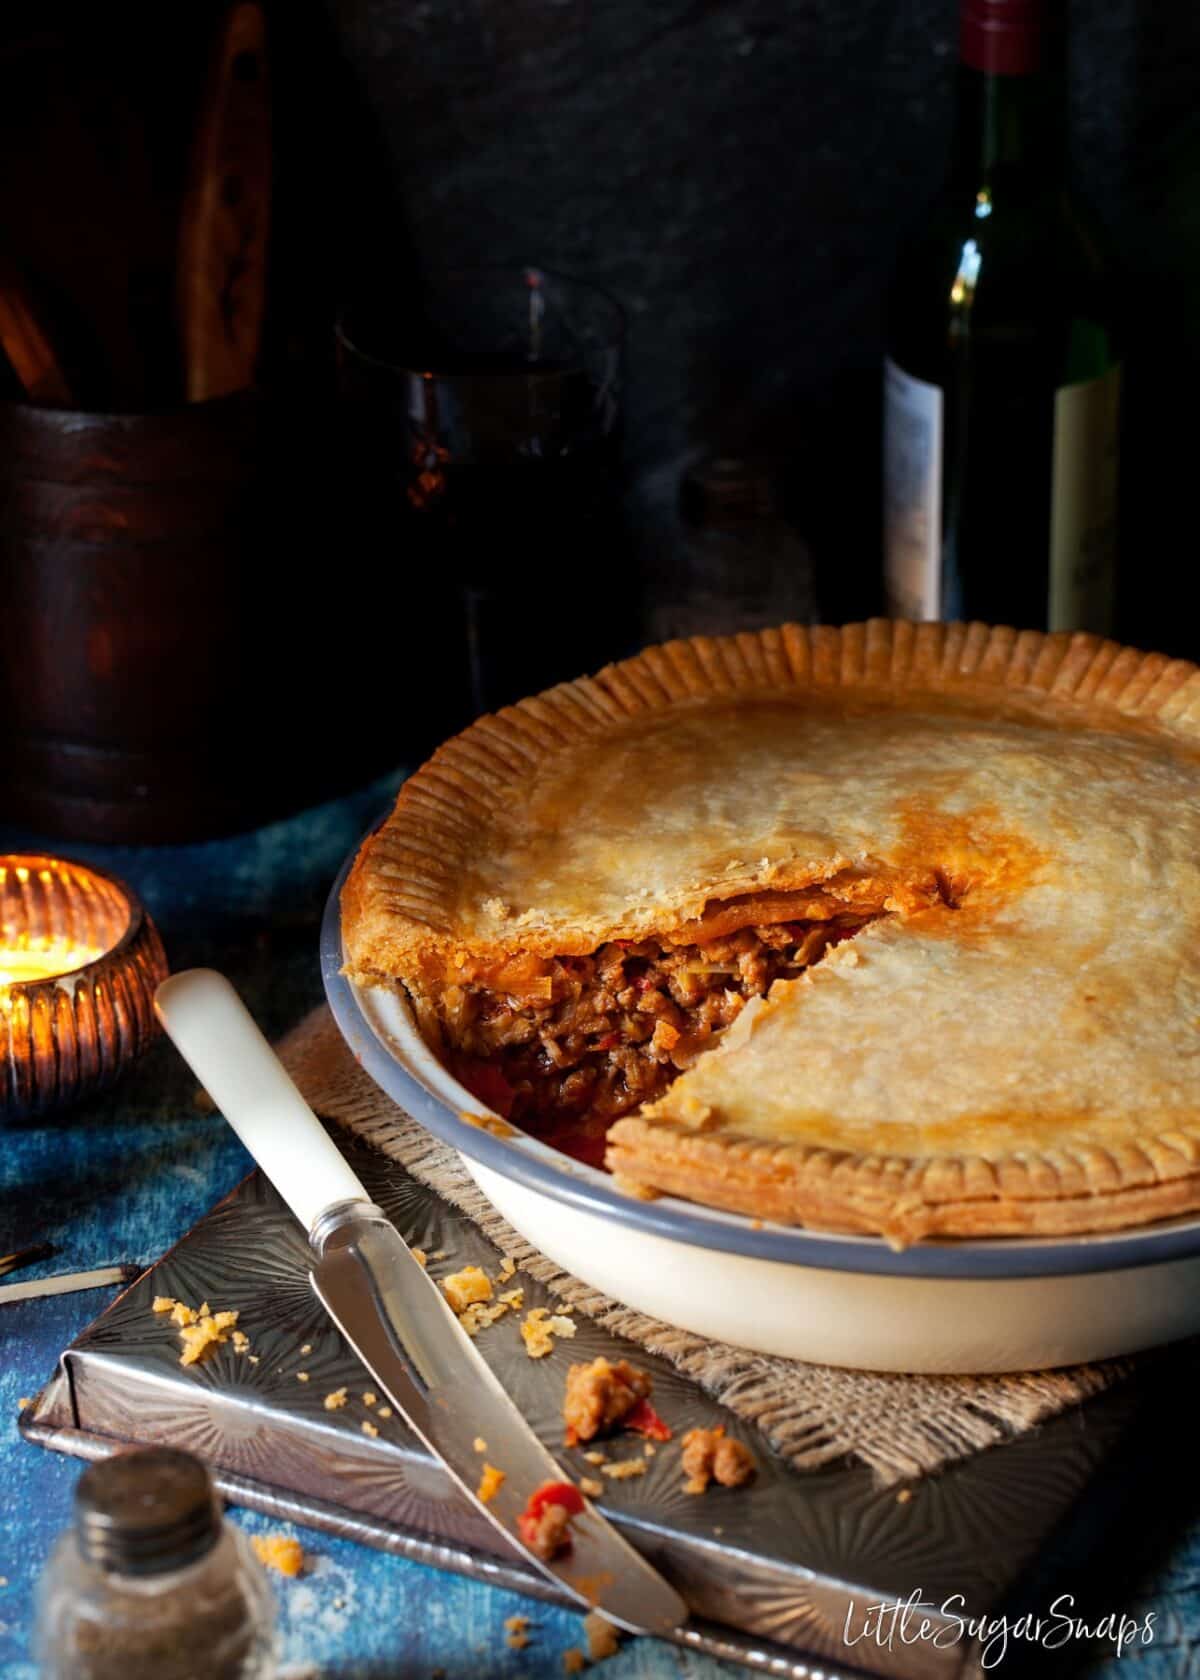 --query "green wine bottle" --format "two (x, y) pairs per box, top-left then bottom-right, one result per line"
(883, 0), (1121, 632)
